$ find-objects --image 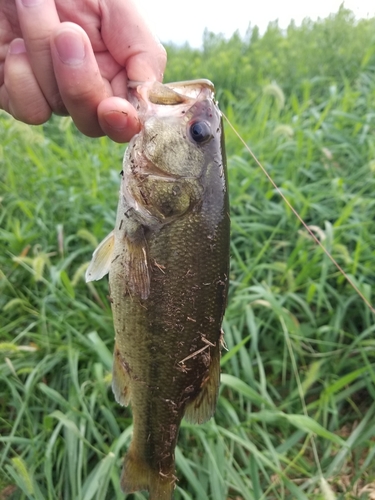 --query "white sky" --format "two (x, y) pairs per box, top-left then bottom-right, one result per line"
(136, 0), (375, 47)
